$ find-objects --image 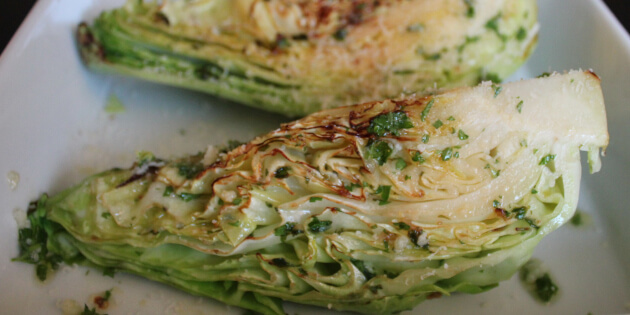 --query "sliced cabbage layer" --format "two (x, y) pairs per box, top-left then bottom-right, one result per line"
(78, 0), (538, 116)
(18, 71), (608, 314)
